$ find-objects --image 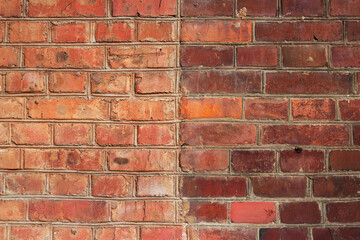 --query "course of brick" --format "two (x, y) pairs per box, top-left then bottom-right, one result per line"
(0, 0), (359, 239)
